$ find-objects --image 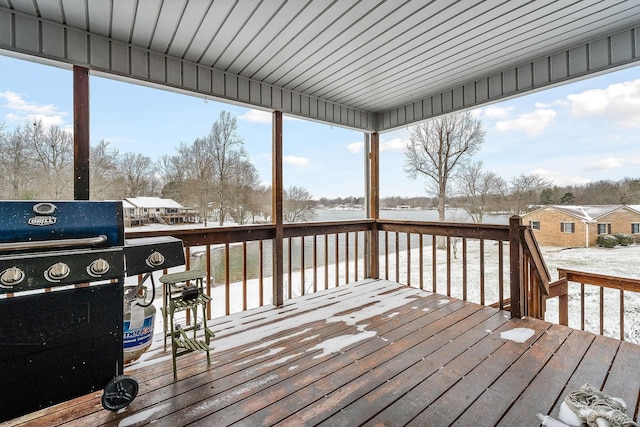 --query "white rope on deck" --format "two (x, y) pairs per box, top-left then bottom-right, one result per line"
(538, 383), (637, 427)
(564, 384), (636, 427)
